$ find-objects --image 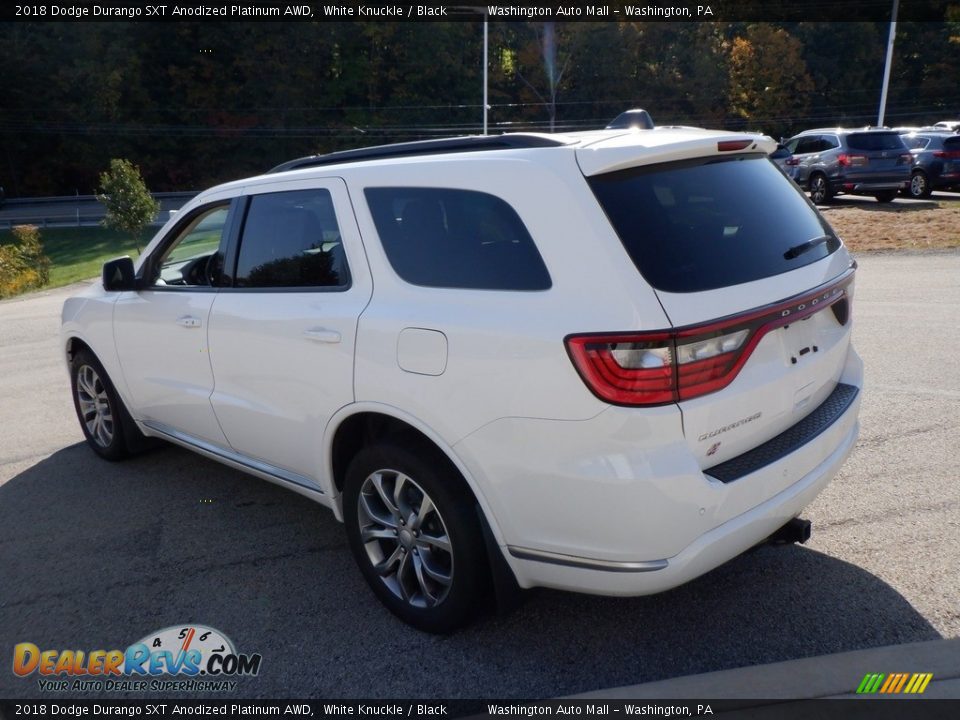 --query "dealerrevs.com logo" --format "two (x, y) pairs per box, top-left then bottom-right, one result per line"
(13, 625), (262, 693)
